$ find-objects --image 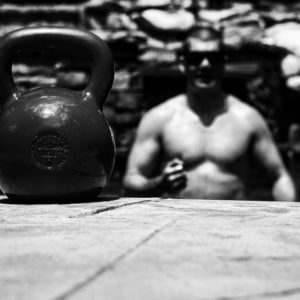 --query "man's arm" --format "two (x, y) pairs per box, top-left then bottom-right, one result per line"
(251, 112), (296, 201)
(123, 108), (167, 197)
(123, 106), (187, 197)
